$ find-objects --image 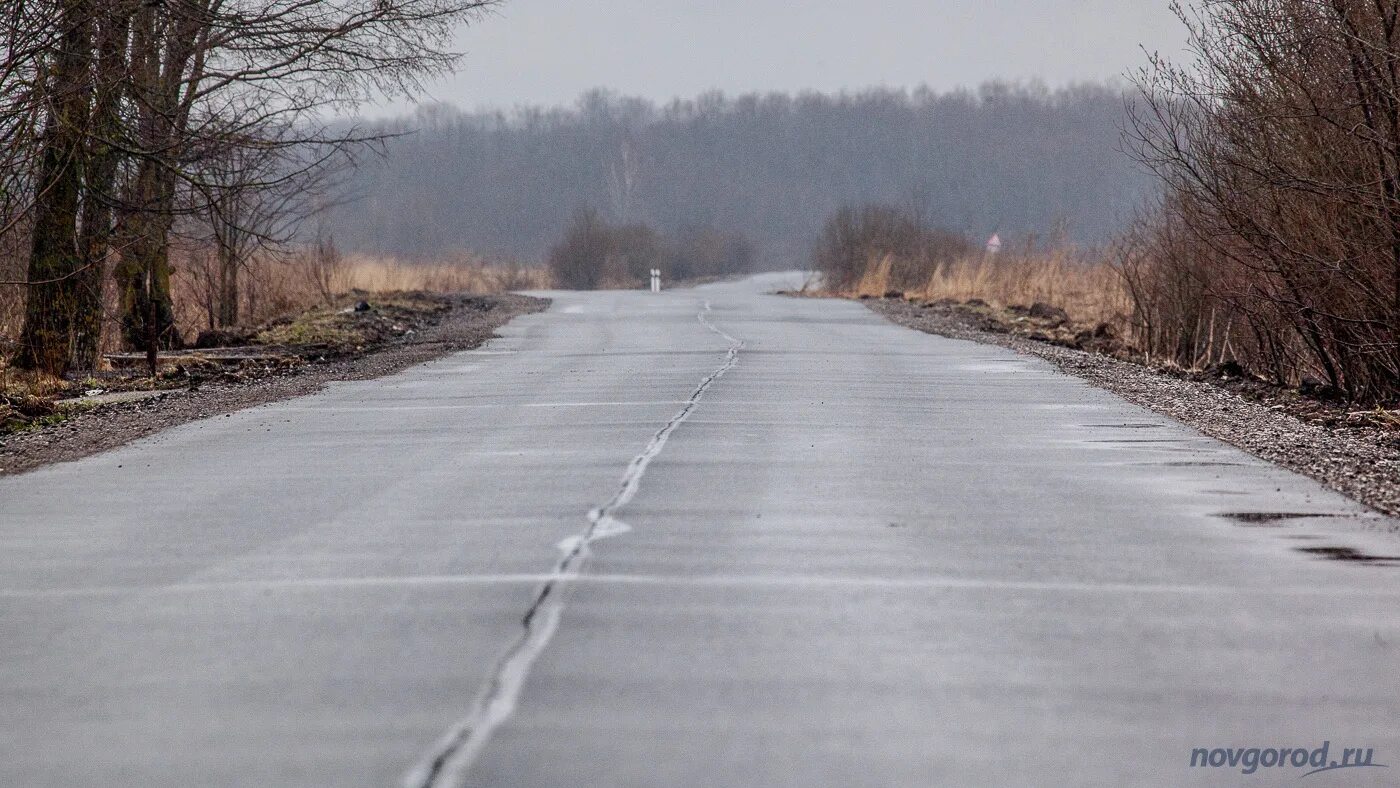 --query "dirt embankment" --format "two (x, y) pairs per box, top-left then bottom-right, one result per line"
(862, 295), (1400, 517)
(0, 292), (548, 475)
